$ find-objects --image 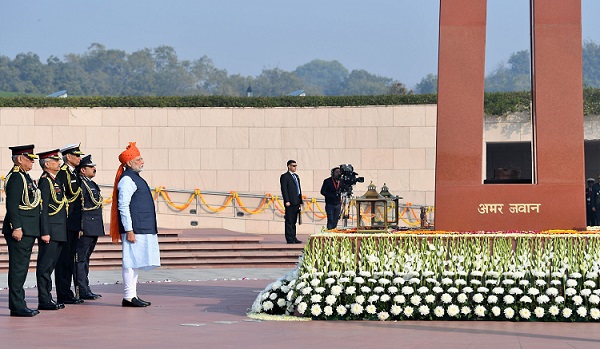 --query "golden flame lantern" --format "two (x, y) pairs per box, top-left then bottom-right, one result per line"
(355, 182), (389, 231)
(379, 183), (400, 228)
